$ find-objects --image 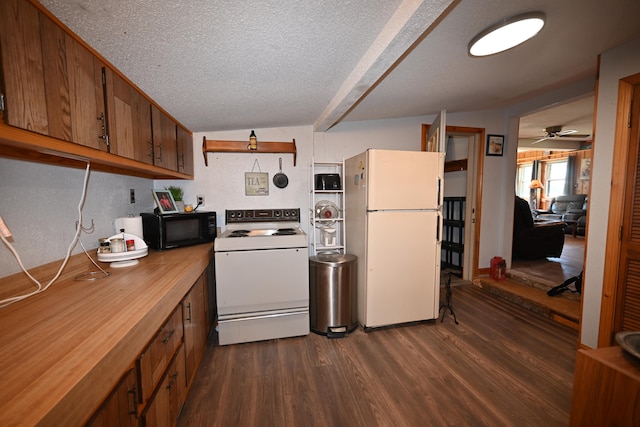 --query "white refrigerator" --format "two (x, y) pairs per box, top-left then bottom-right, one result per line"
(345, 149), (444, 329)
